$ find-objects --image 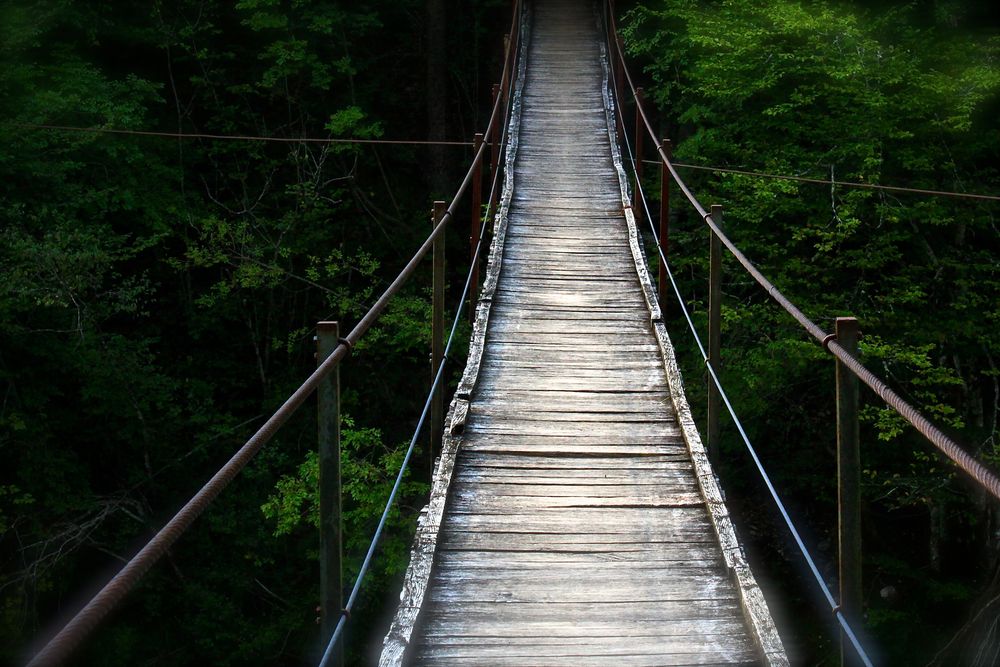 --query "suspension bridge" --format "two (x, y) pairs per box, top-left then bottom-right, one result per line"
(24, 1), (1000, 666)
